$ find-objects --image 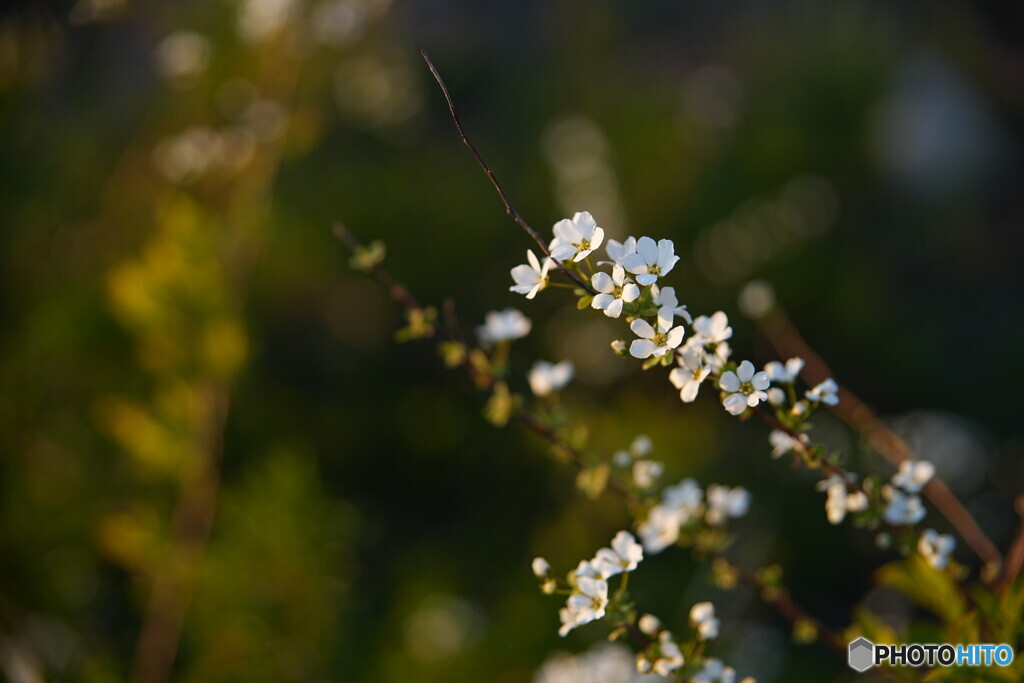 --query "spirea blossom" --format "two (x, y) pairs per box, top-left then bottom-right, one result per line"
(882, 485), (927, 525)
(639, 479), (705, 553)
(592, 531), (644, 578)
(621, 236), (679, 286)
(632, 460), (664, 488)
(805, 378), (839, 406)
(689, 602), (720, 641)
(528, 360), (574, 396)
(690, 311), (733, 345)
(558, 576), (609, 636)
(550, 211), (605, 263)
(591, 265), (640, 318)
(669, 348), (710, 403)
(532, 557), (551, 578)
(764, 357), (804, 384)
(816, 475), (869, 525)
(705, 485), (751, 525)
(629, 310), (686, 359)
(918, 529), (955, 569)
(477, 308), (531, 344)
(613, 434), (653, 467)
(691, 658), (736, 683)
(768, 429), (807, 458)
(652, 285), (692, 323)
(603, 236), (637, 265)
(891, 459), (935, 493)
(510, 249), (552, 299)
(652, 632), (684, 675)
(718, 361), (770, 415)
